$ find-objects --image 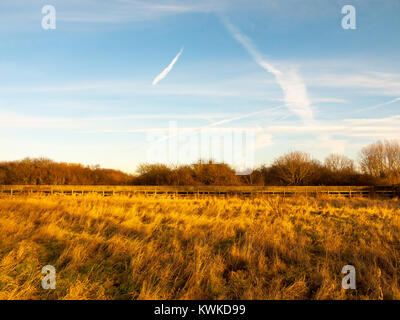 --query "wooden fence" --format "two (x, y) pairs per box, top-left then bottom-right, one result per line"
(0, 185), (399, 198)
